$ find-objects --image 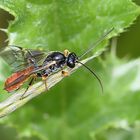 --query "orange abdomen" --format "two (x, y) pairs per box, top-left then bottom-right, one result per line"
(5, 66), (34, 92)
